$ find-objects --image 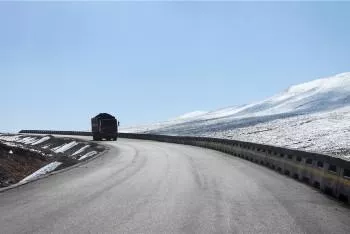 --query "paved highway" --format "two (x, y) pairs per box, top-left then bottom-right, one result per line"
(1, 138), (350, 233)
